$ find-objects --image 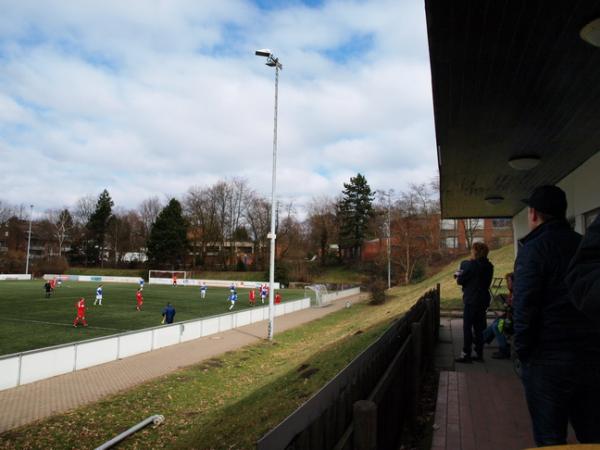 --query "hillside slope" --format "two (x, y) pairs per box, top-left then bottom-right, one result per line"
(389, 244), (515, 309)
